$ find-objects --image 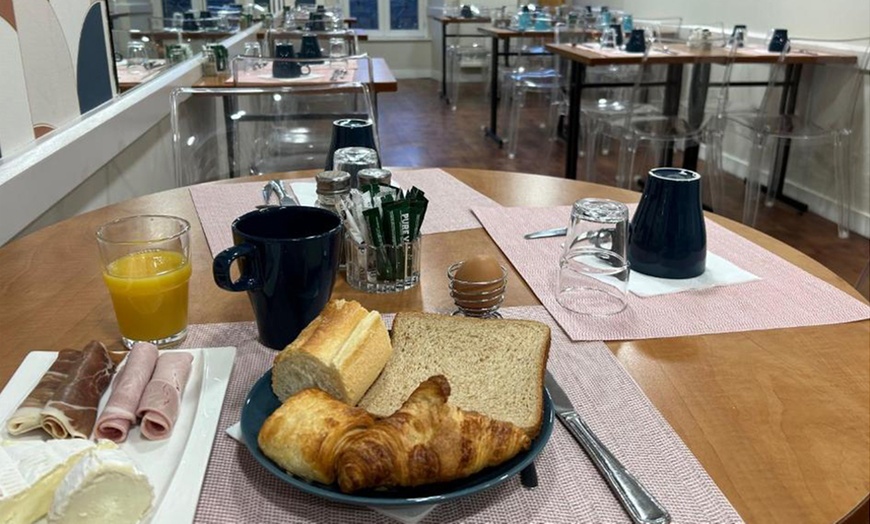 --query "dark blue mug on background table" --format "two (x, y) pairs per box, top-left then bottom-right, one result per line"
(213, 206), (342, 349)
(768, 29), (789, 52)
(625, 29), (645, 53)
(273, 43), (311, 78)
(628, 168), (707, 279)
